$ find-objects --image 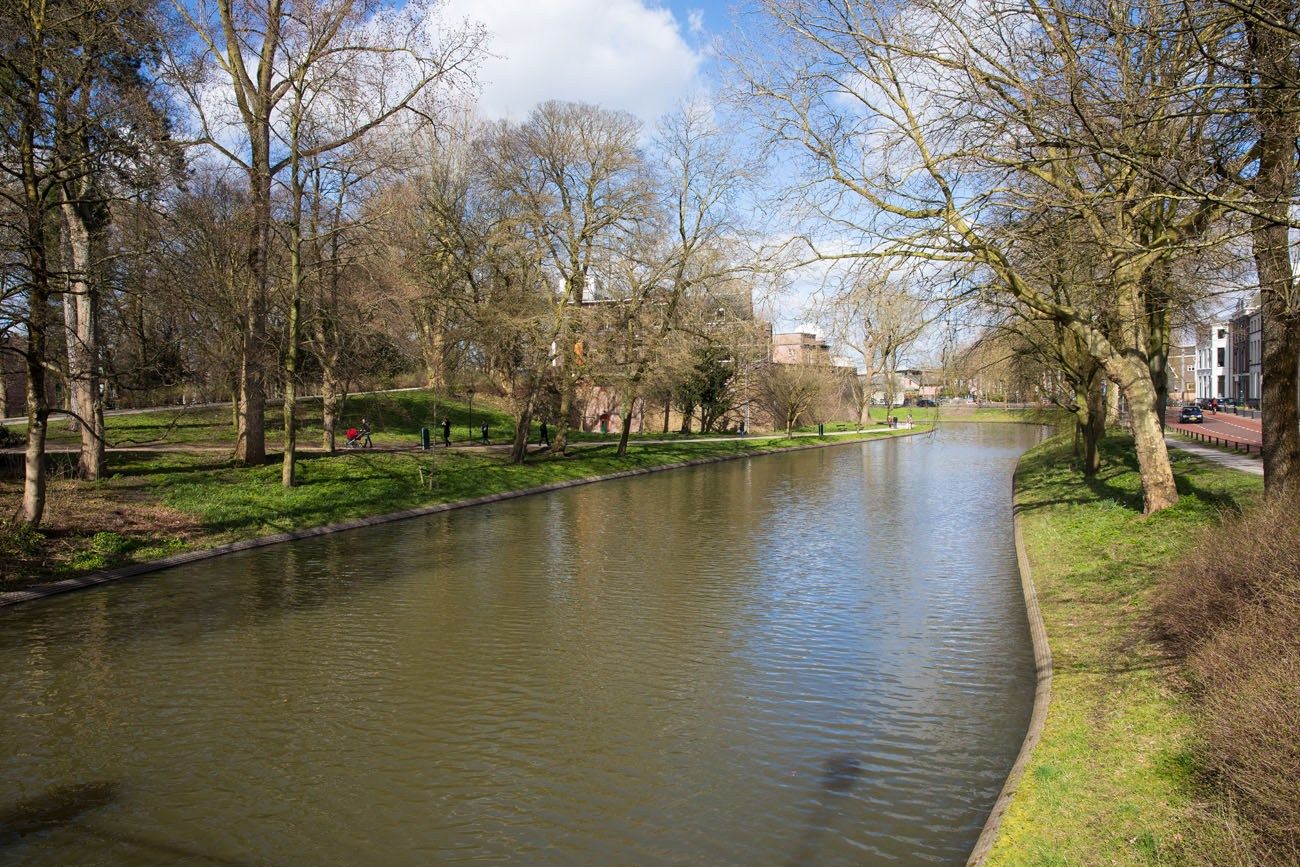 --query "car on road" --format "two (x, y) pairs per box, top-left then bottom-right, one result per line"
(1179, 405), (1204, 423)
(916, 399), (937, 407)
